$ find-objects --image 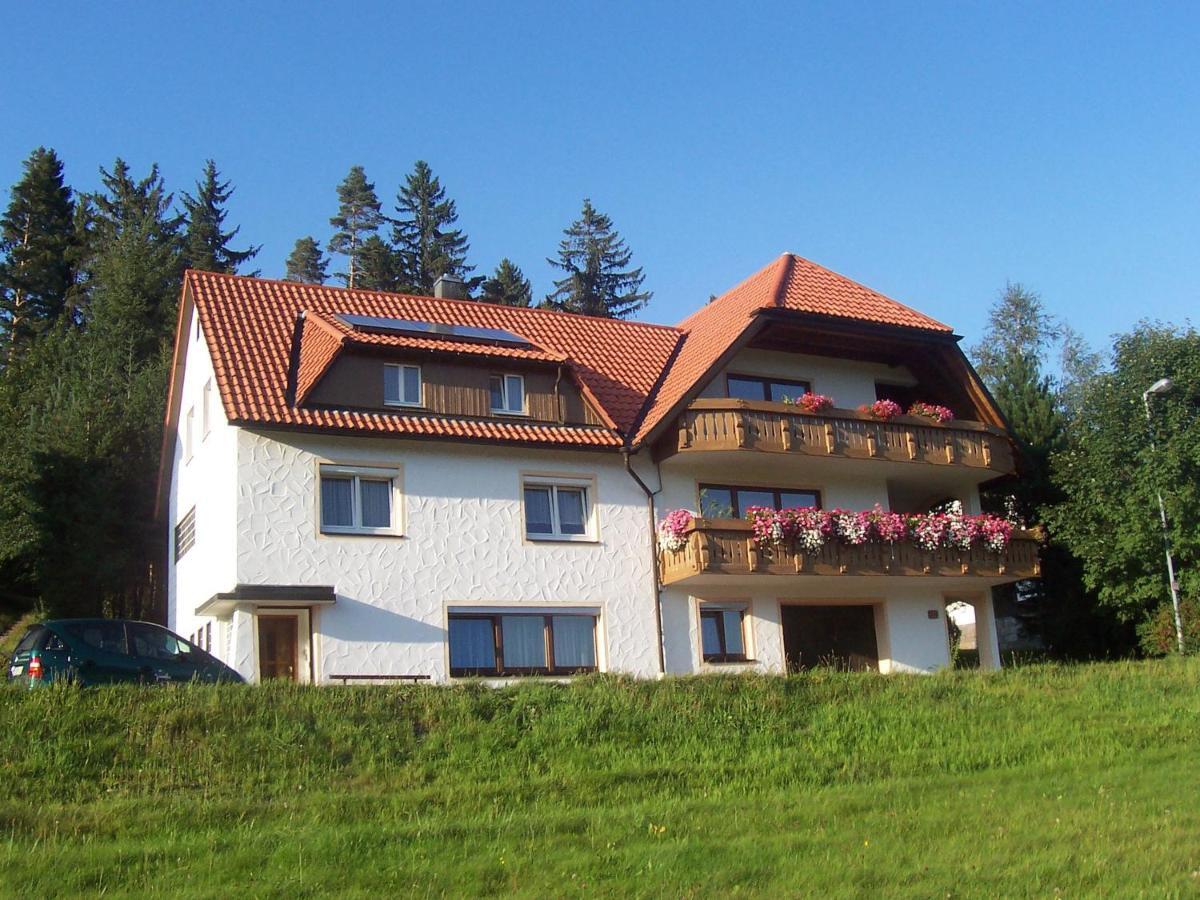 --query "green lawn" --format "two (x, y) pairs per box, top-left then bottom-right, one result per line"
(1, 660), (1198, 897)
